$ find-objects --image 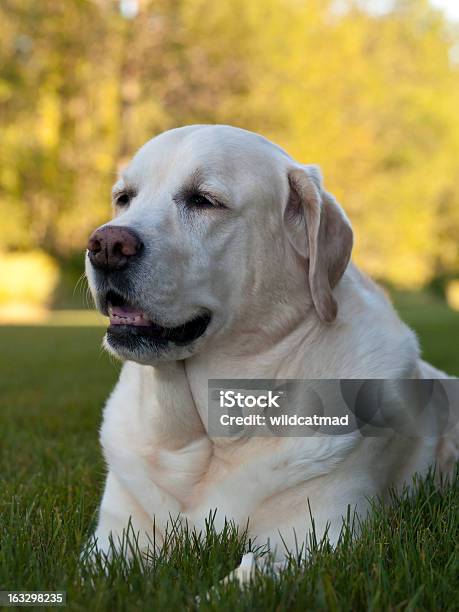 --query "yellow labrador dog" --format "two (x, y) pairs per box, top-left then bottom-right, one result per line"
(85, 125), (458, 578)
